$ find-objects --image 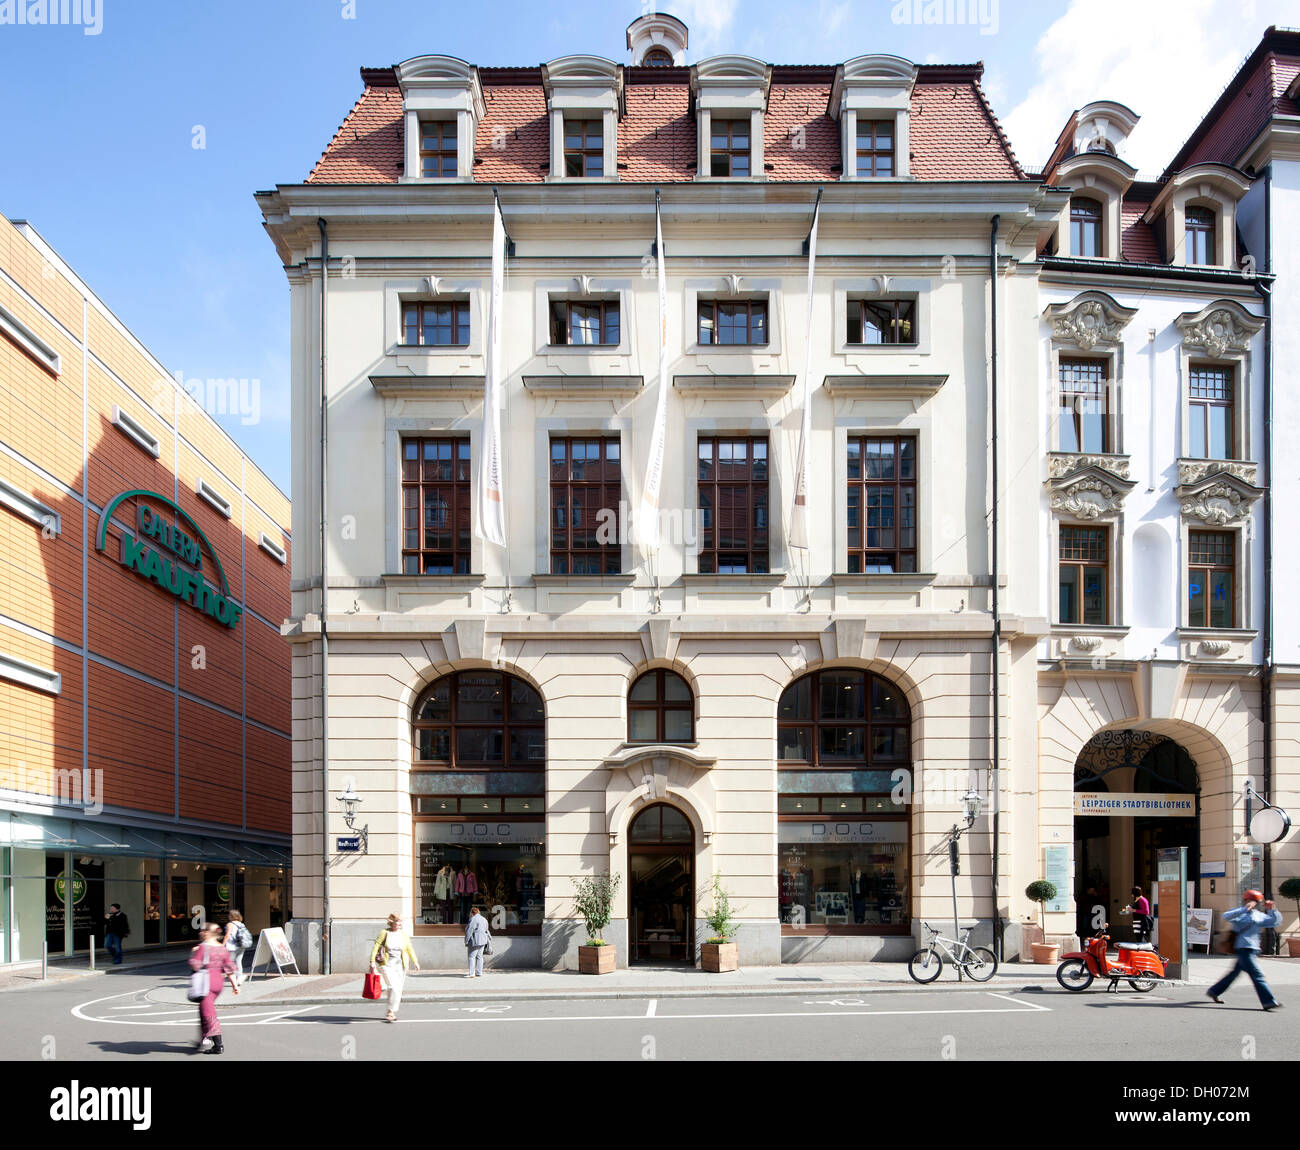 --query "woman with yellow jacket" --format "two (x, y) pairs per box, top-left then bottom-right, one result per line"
(369, 913), (419, 1022)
